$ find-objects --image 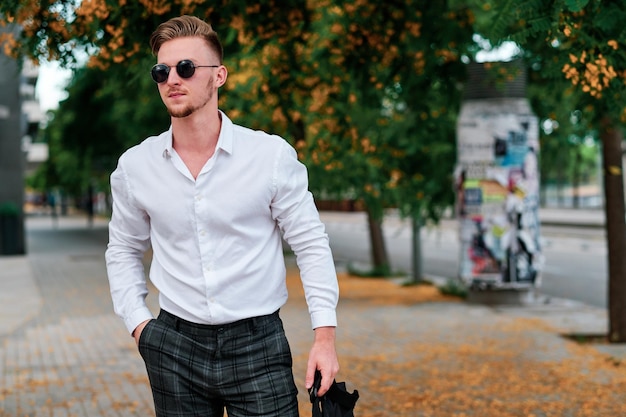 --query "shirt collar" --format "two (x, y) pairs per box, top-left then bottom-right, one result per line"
(216, 110), (234, 155)
(161, 110), (234, 160)
(162, 125), (174, 159)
